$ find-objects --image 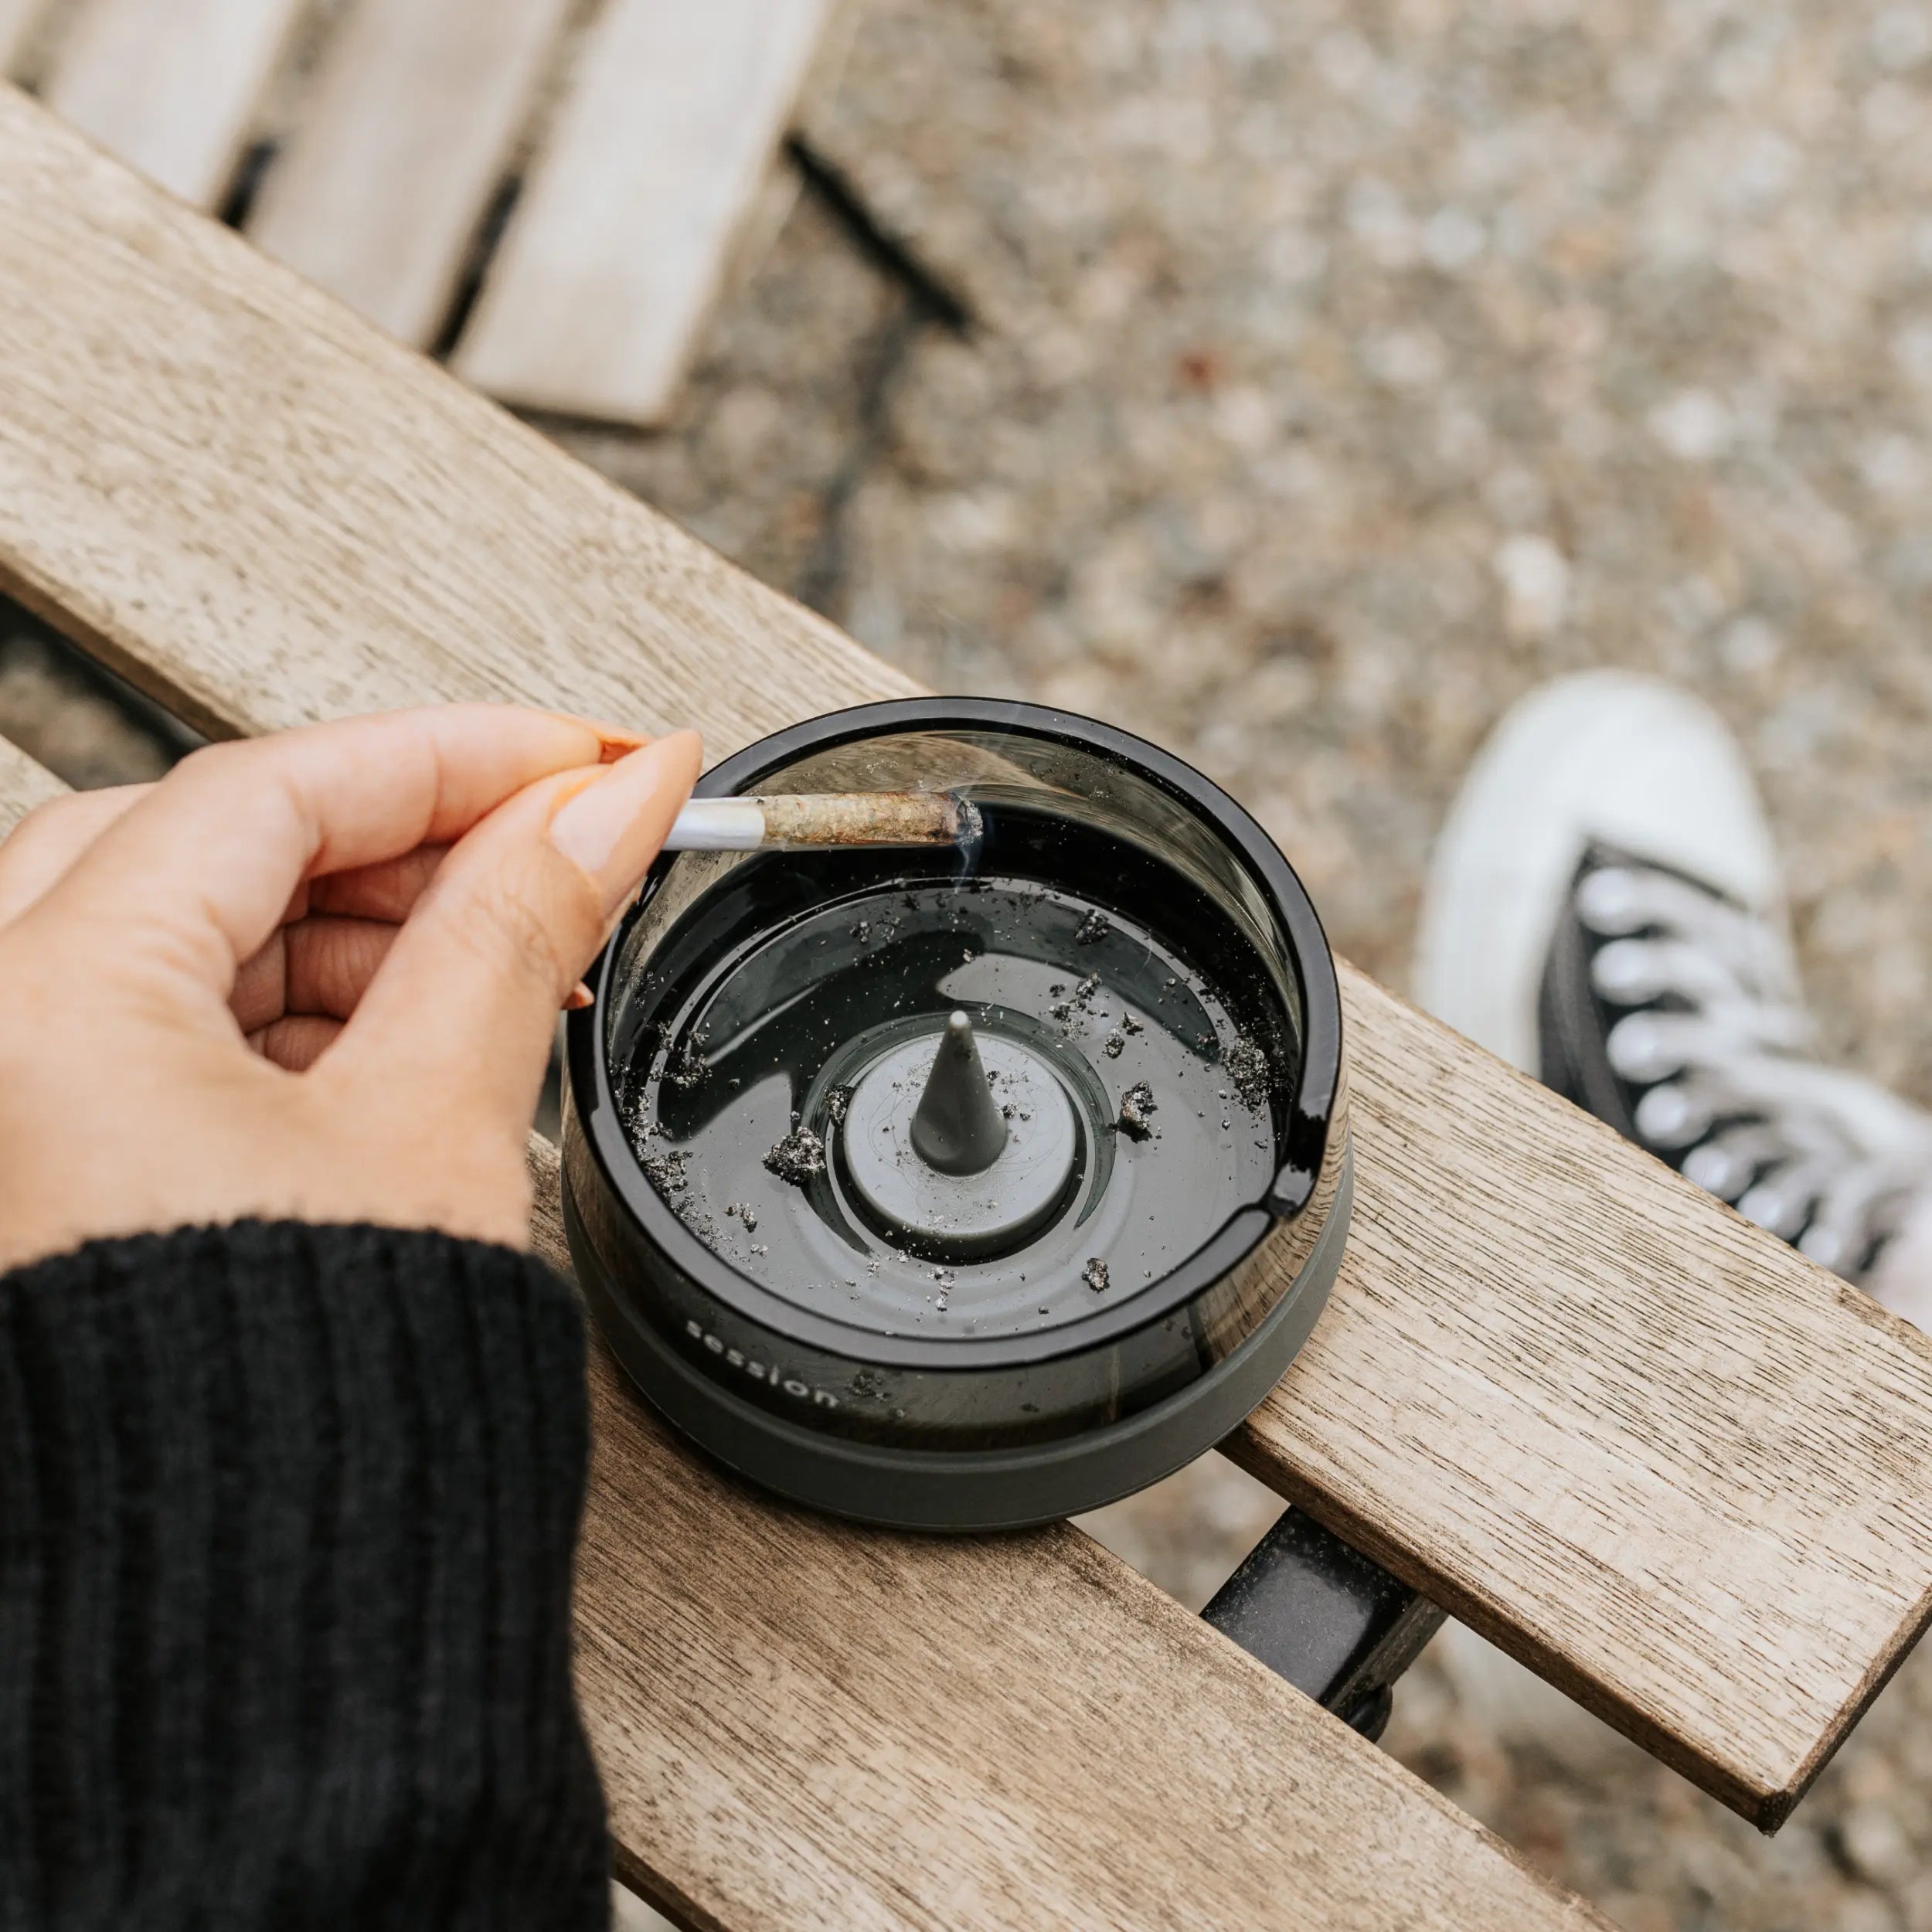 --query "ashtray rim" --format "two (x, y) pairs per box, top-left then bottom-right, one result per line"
(565, 696), (1345, 1374)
